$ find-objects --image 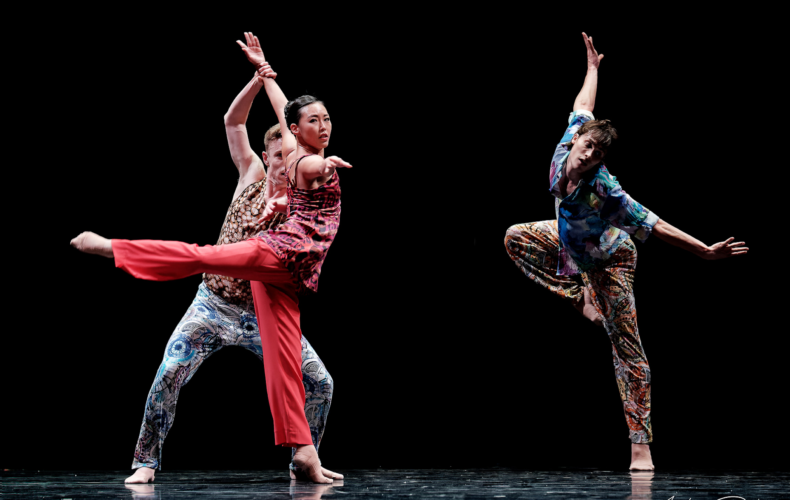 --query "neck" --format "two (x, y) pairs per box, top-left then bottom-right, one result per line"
(296, 139), (323, 157)
(564, 160), (585, 182)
